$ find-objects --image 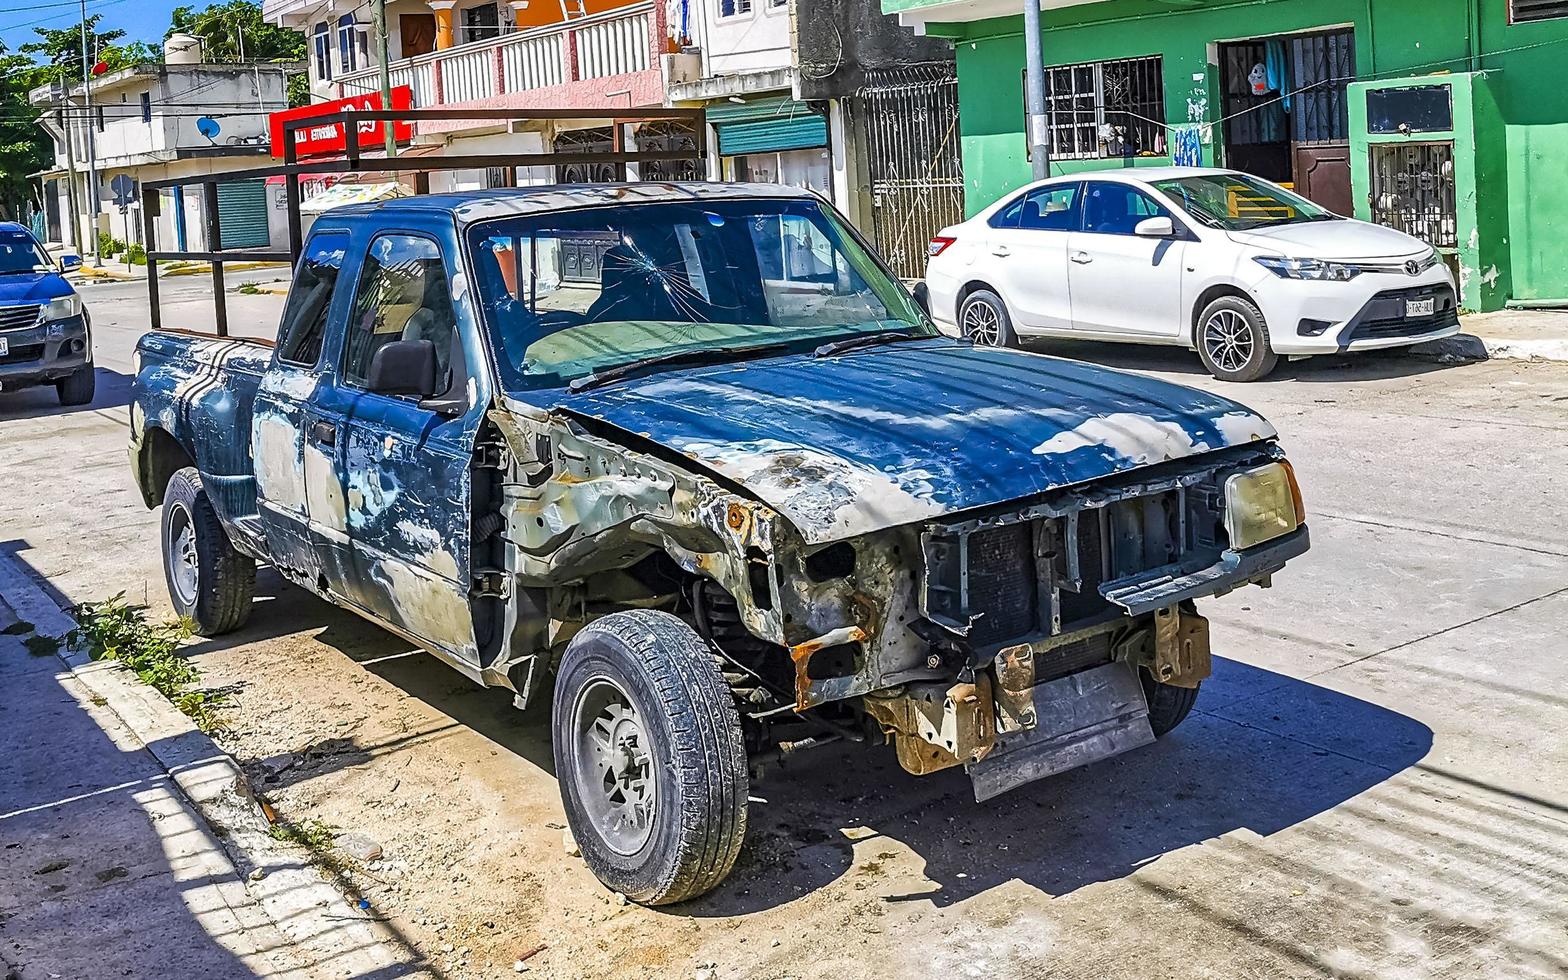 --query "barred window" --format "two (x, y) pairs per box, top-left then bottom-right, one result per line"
(1510, 1), (1568, 24)
(1027, 56), (1166, 161)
